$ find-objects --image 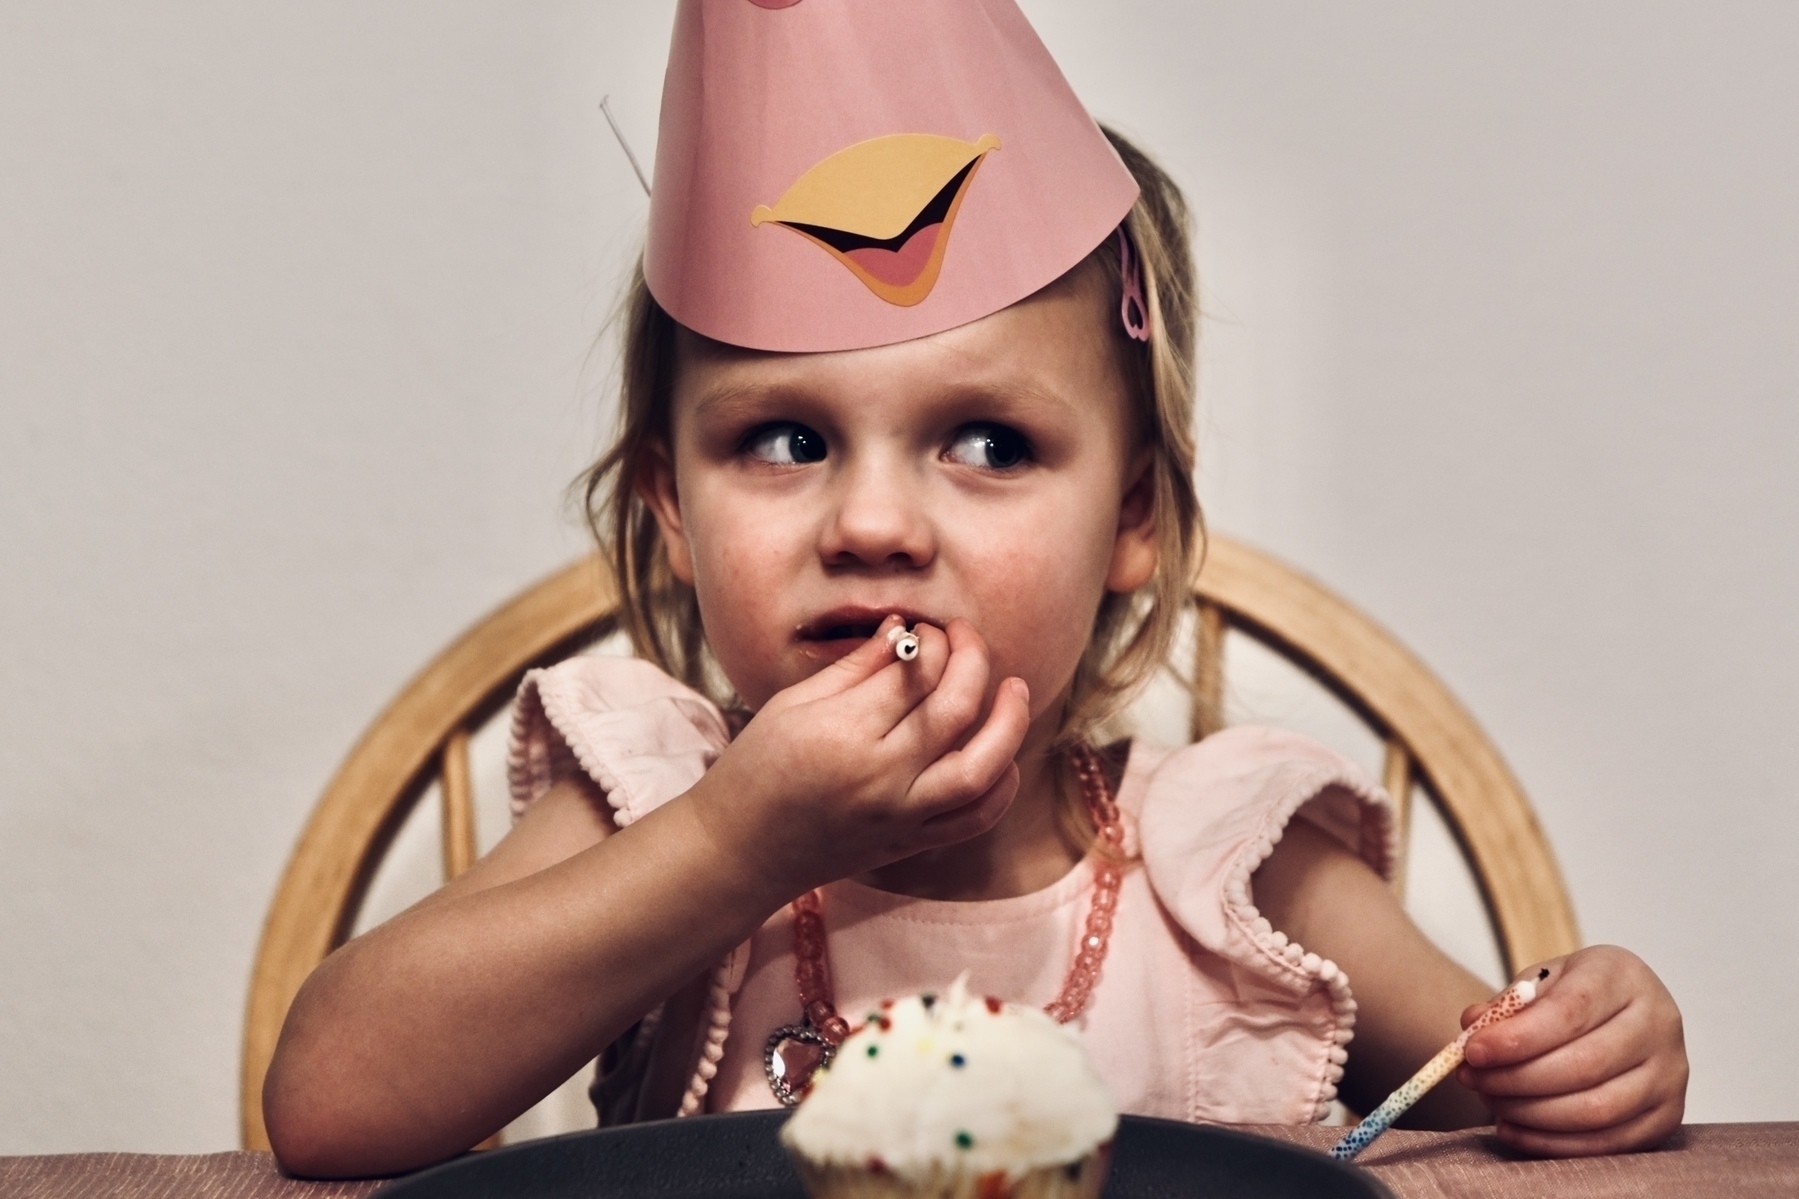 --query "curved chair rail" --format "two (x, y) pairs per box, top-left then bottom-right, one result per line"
(1196, 537), (1579, 970)
(240, 538), (1577, 1149)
